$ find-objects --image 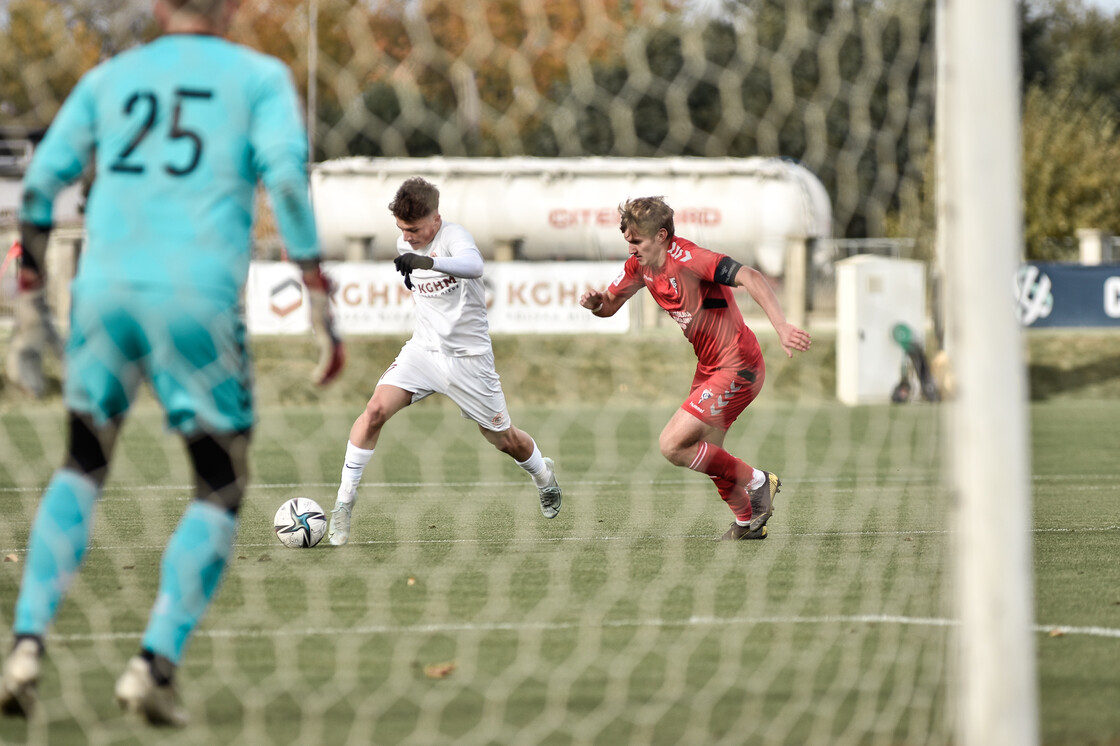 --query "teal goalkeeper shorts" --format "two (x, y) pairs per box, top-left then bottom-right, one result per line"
(64, 288), (254, 435)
